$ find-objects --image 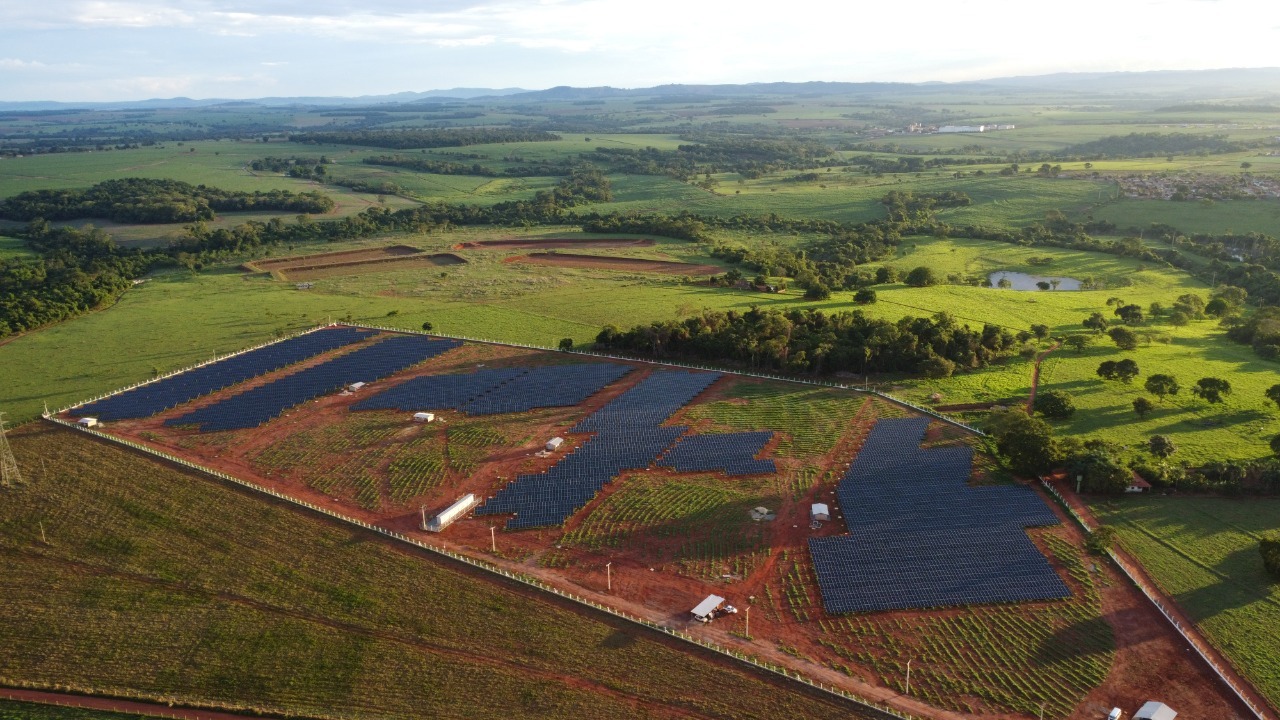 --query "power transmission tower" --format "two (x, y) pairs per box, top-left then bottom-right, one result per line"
(0, 413), (22, 487)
